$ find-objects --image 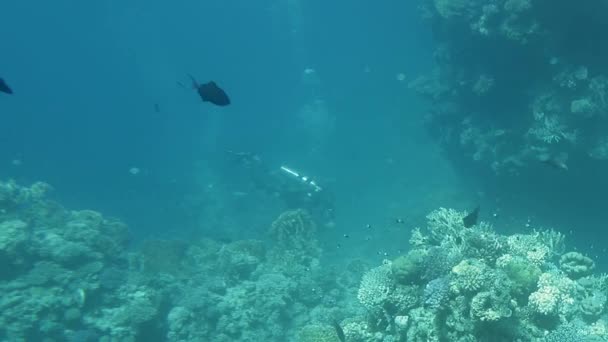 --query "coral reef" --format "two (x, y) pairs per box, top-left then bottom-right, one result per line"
(0, 180), (131, 341)
(348, 207), (608, 341)
(412, 0), (608, 198)
(3, 178), (607, 342)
